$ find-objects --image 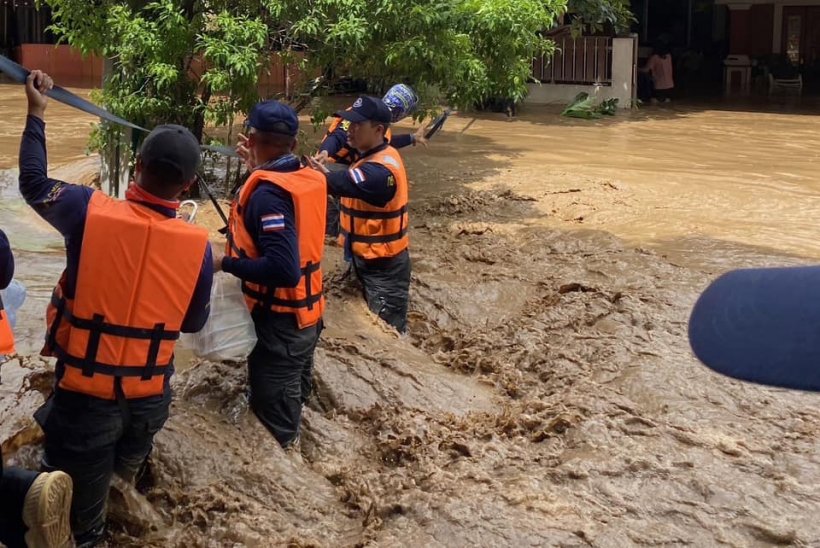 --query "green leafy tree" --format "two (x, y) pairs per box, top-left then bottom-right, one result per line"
(44, 0), (632, 156)
(271, 0), (565, 112)
(566, 0), (635, 36)
(45, 0), (568, 119)
(46, 0), (267, 144)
